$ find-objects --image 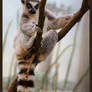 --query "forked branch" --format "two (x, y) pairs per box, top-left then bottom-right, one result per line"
(58, 0), (89, 41)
